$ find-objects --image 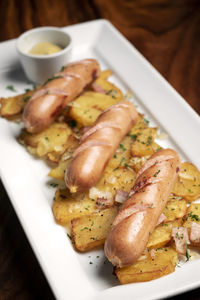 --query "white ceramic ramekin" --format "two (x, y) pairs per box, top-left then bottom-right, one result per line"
(16, 26), (72, 84)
